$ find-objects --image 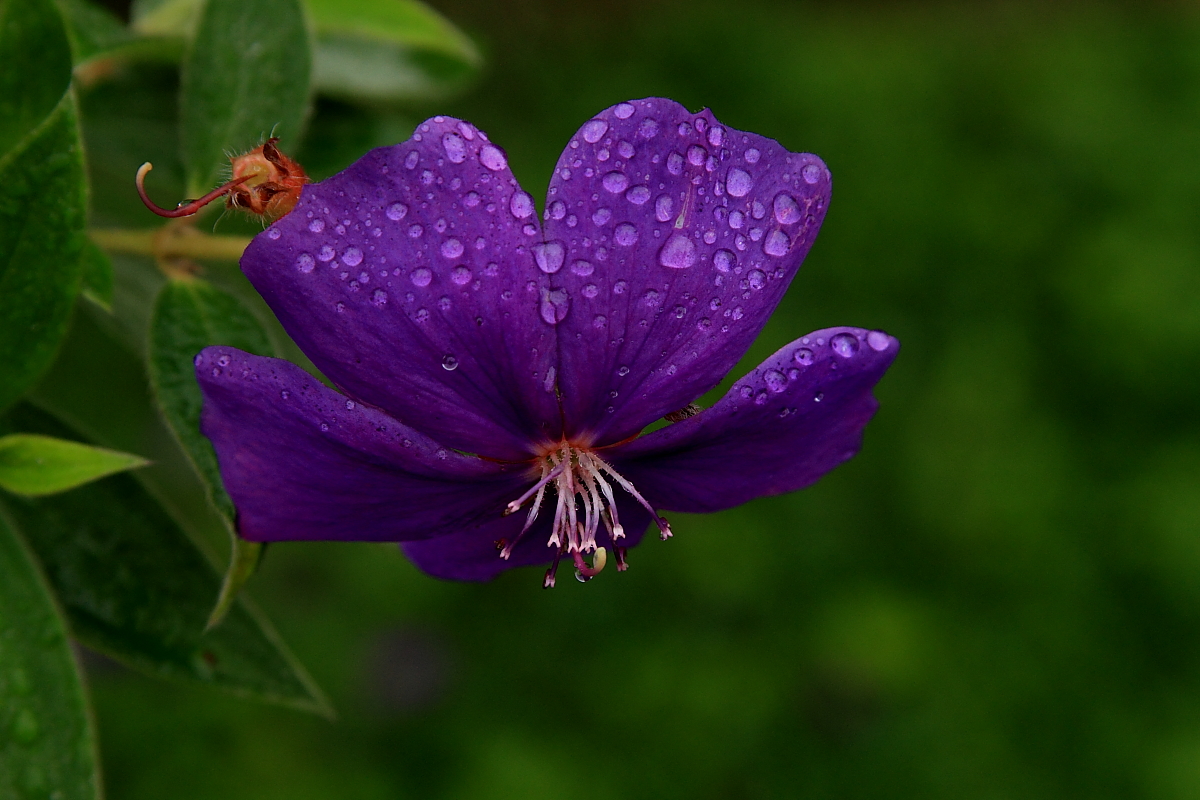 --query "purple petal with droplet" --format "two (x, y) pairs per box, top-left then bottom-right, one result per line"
(239, 115), (562, 459)
(196, 348), (528, 541)
(543, 98), (833, 445)
(609, 328), (898, 512)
